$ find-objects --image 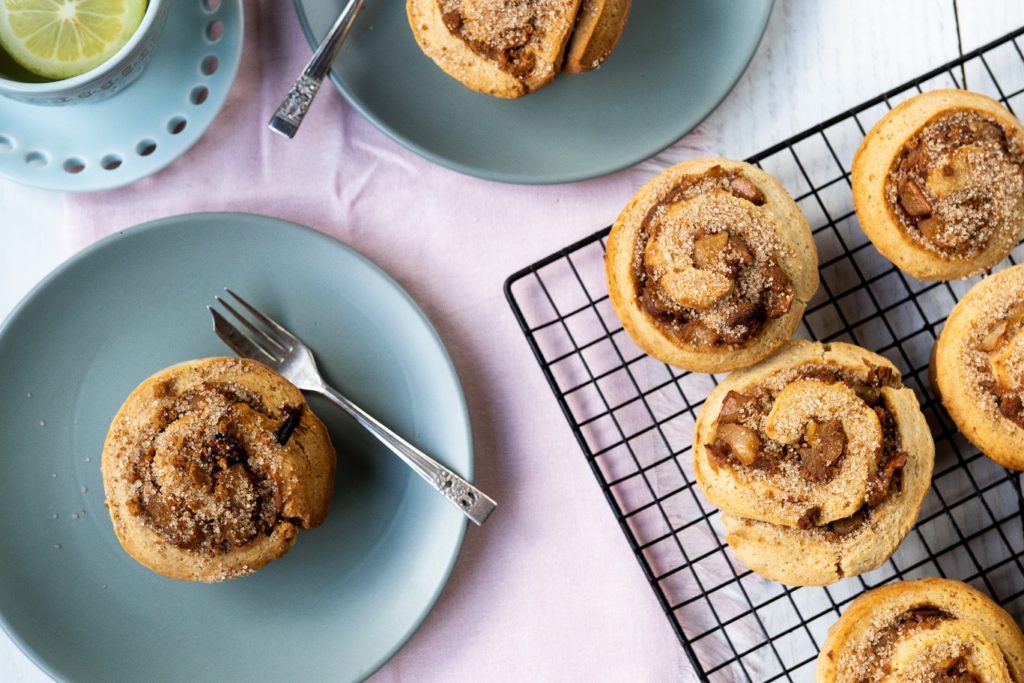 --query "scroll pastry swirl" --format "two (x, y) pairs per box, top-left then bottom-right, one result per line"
(816, 578), (1024, 683)
(693, 340), (934, 586)
(102, 357), (336, 582)
(852, 89), (1024, 280)
(933, 263), (1024, 470)
(406, 0), (582, 98)
(606, 158), (818, 373)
